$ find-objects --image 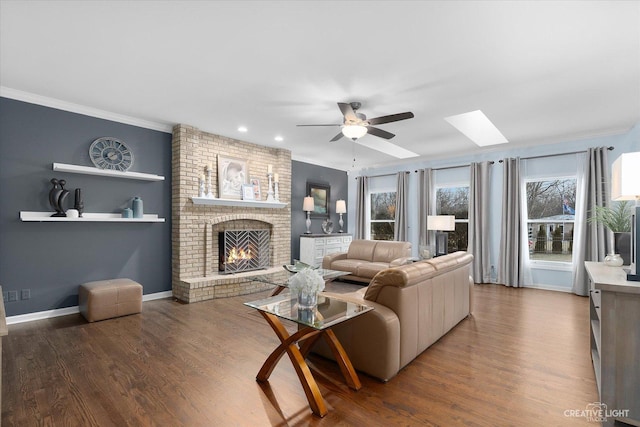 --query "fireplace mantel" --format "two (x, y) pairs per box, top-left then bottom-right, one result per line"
(191, 197), (287, 209)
